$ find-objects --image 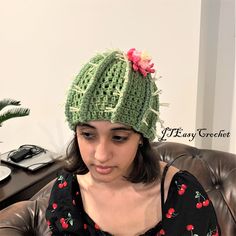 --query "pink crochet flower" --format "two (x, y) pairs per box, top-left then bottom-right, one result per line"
(127, 48), (155, 77)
